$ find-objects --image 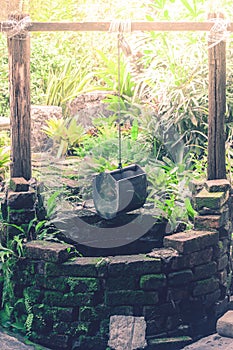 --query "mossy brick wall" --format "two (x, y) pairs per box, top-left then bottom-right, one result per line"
(2, 178), (233, 350)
